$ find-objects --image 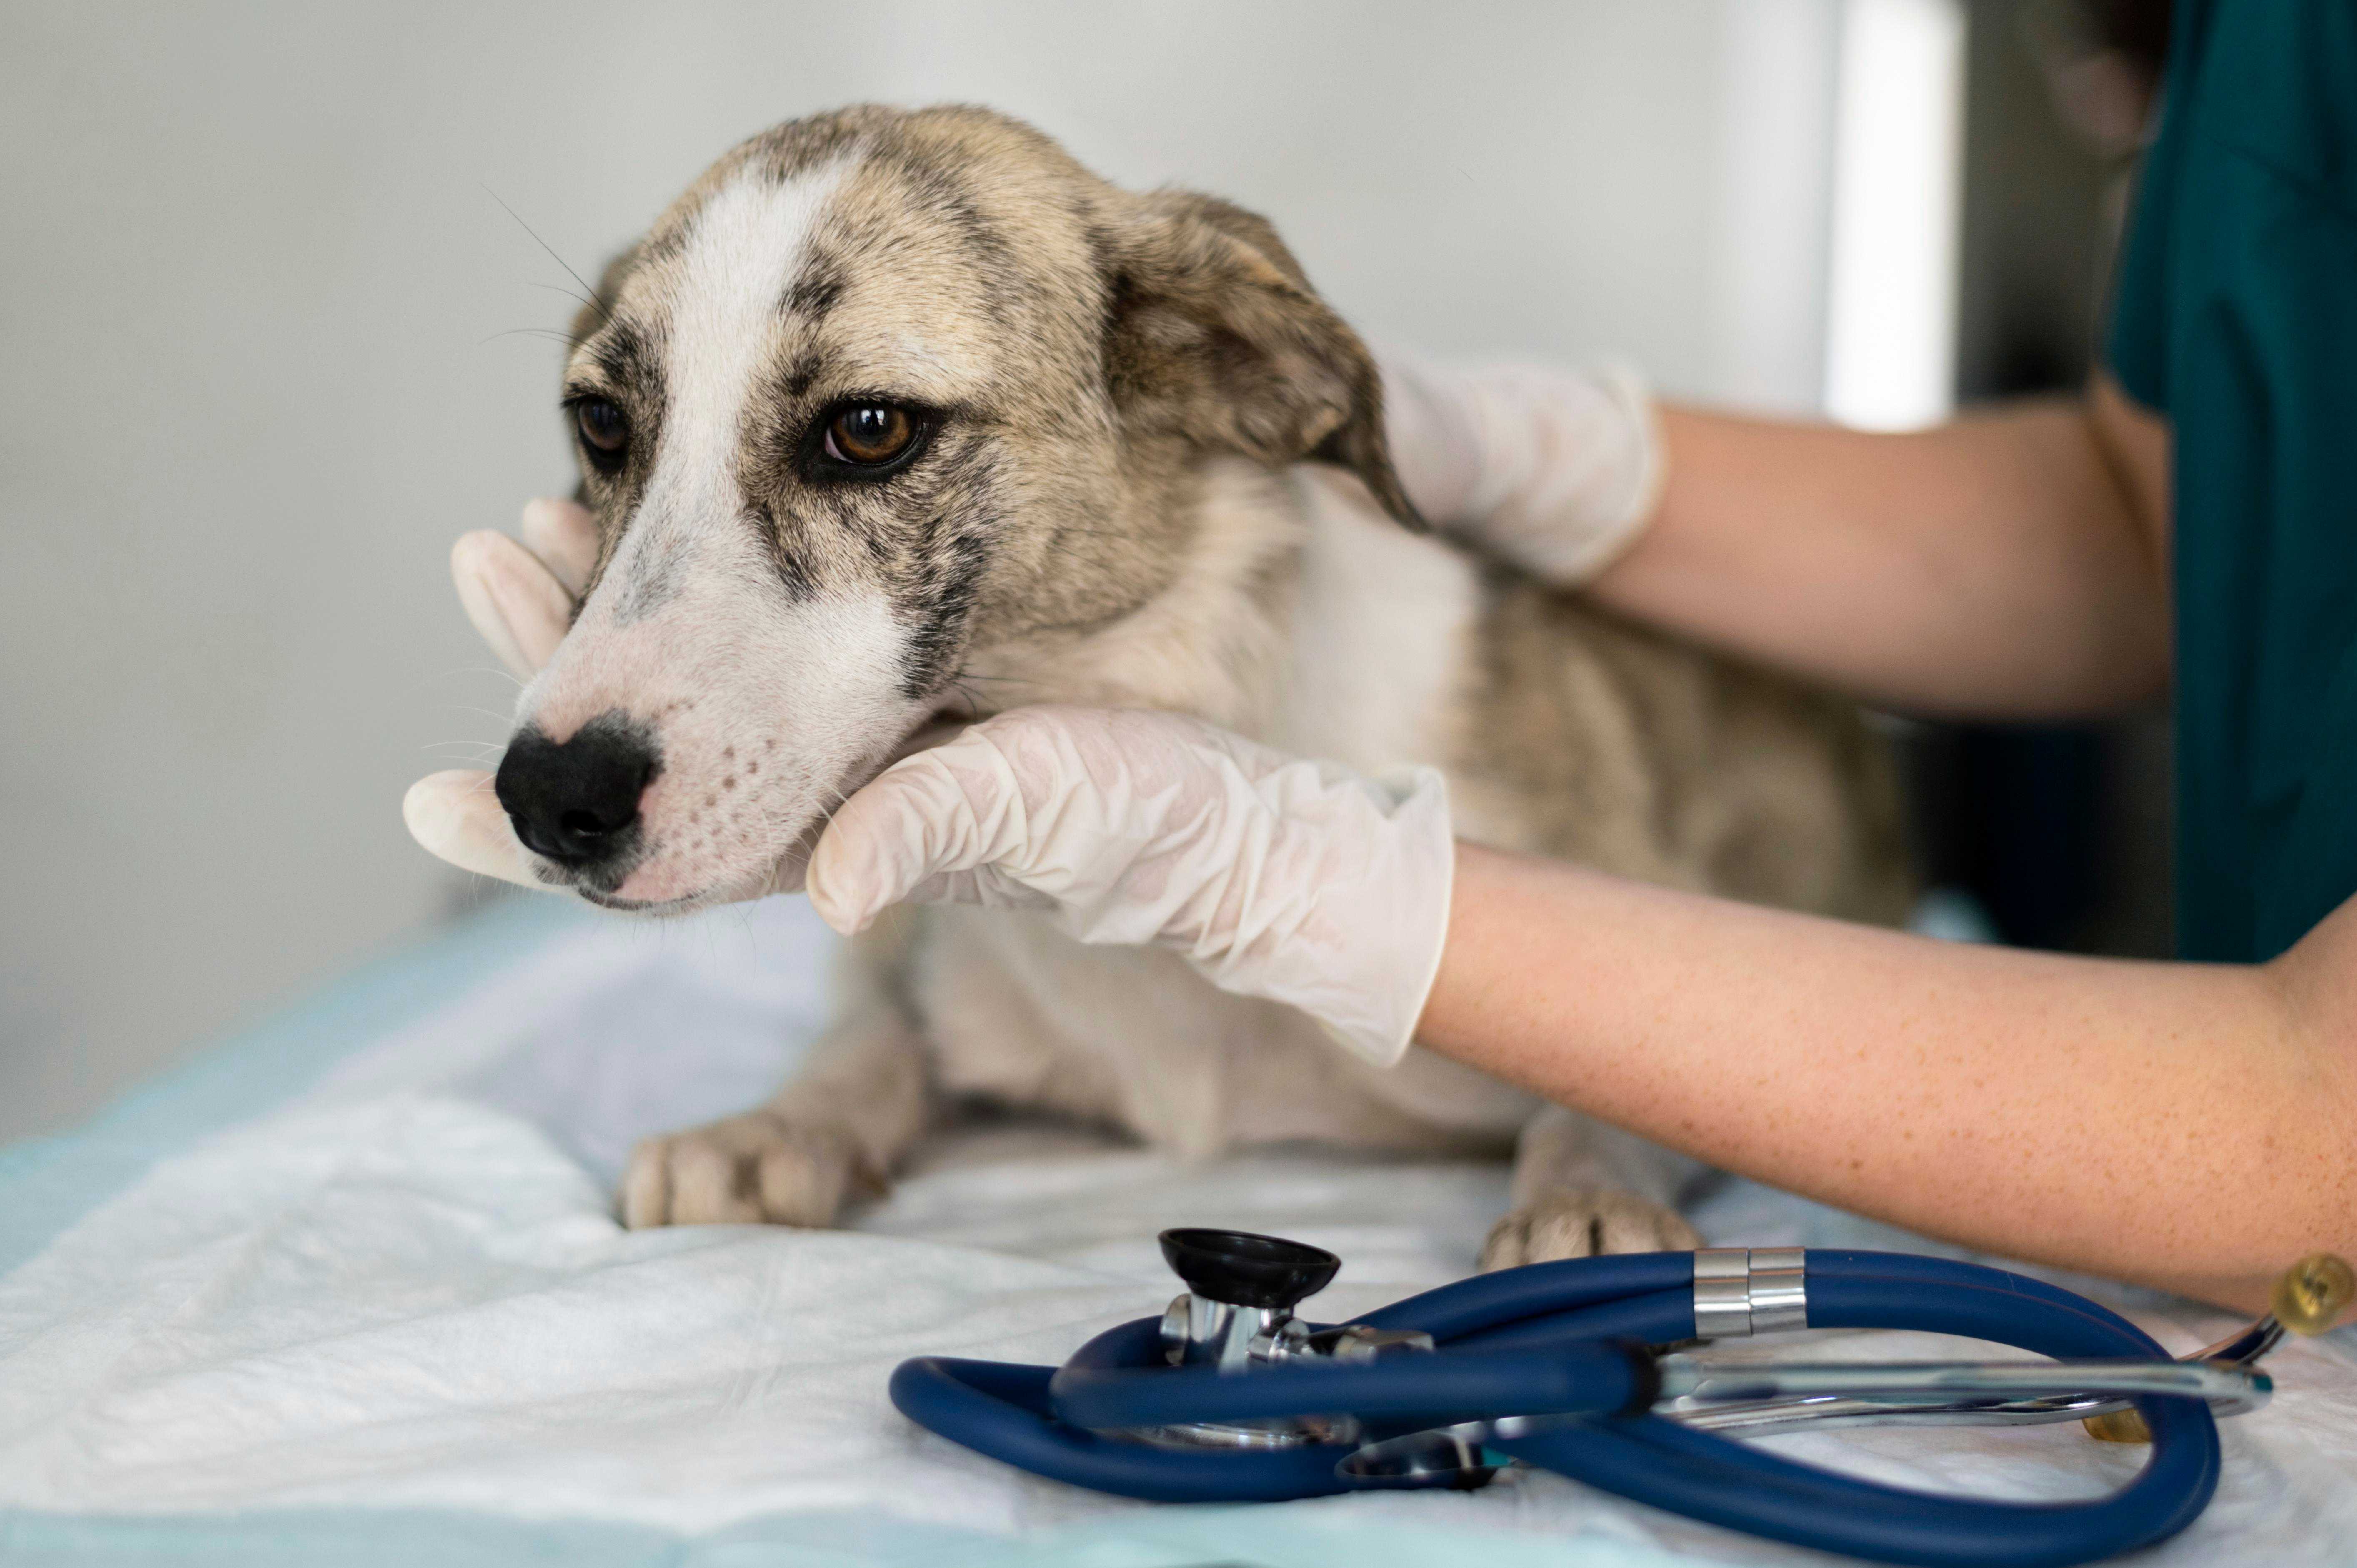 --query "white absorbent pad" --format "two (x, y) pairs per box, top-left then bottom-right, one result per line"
(2, 895), (2354, 1567)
